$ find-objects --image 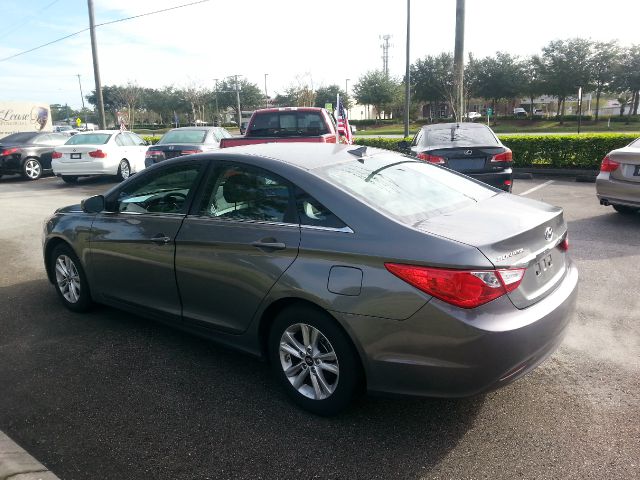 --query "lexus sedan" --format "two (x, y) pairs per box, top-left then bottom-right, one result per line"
(401, 122), (514, 191)
(43, 143), (578, 415)
(0, 132), (70, 180)
(596, 137), (640, 214)
(52, 130), (148, 183)
(145, 126), (232, 167)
